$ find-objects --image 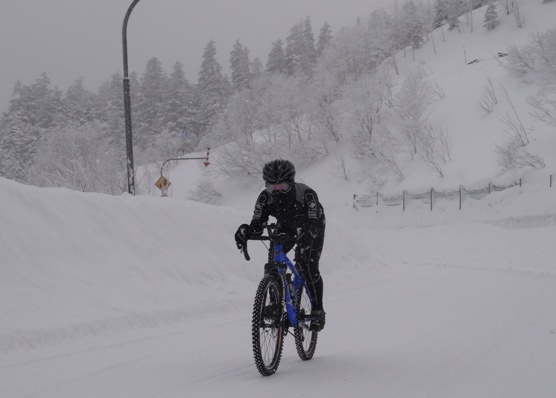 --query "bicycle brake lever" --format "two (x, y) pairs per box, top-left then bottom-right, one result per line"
(242, 242), (251, 261)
